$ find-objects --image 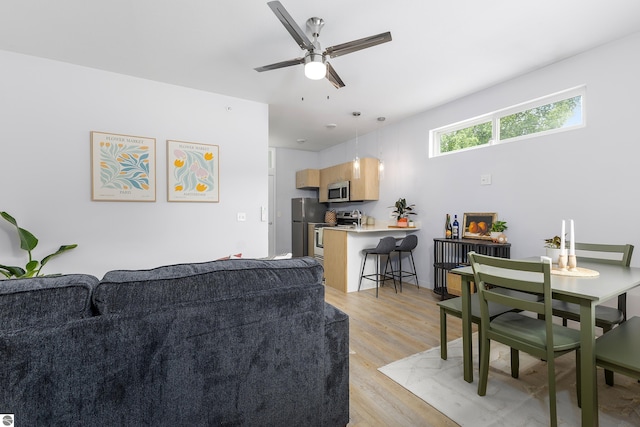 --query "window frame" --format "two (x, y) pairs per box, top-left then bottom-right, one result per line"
(430, 86), (586, 158)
